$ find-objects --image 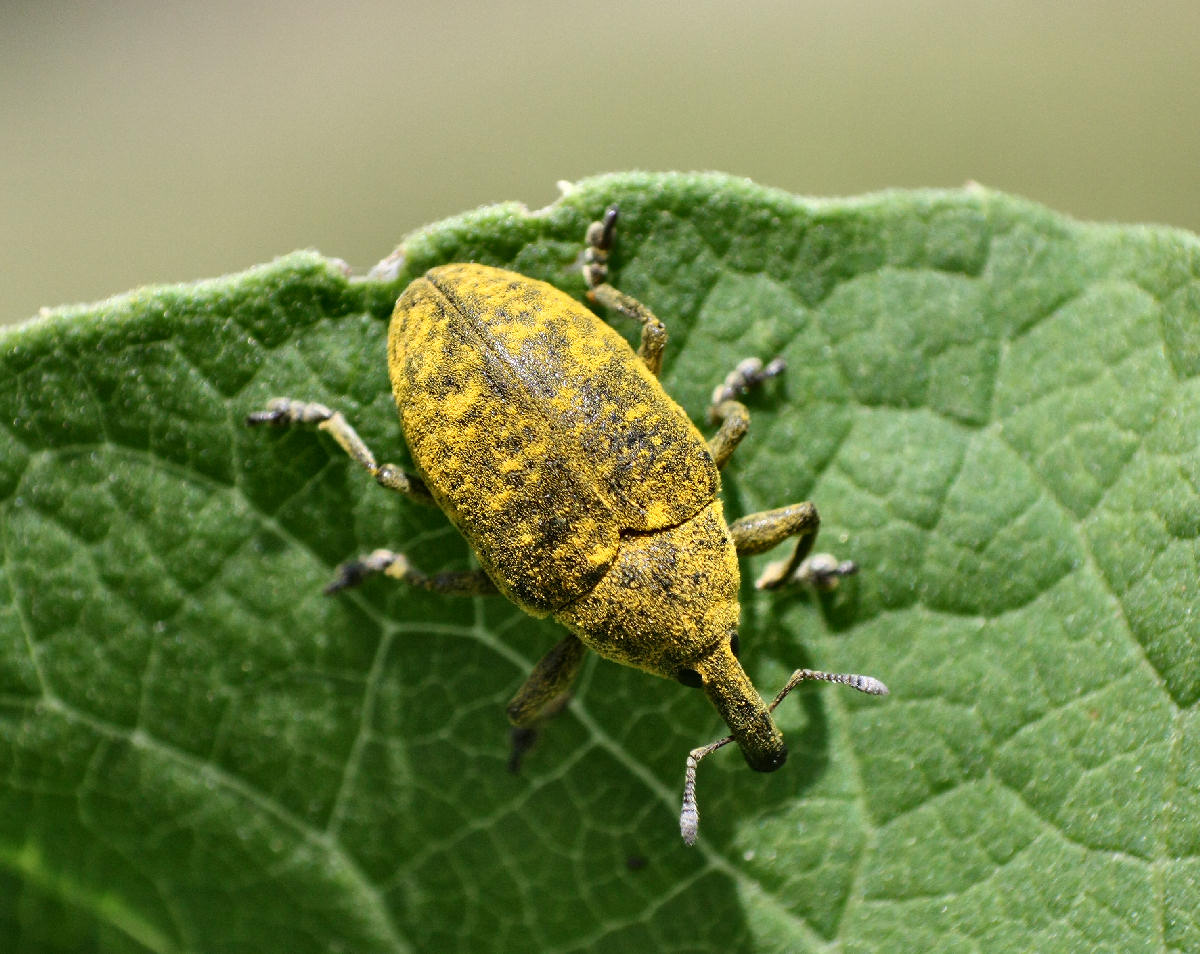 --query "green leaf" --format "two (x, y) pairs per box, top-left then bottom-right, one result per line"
(3, 172), (1199, 952)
